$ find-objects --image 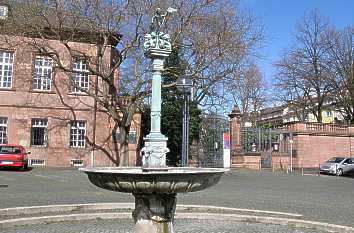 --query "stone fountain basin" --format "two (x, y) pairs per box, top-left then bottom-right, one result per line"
(81, 167), (227, 194)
